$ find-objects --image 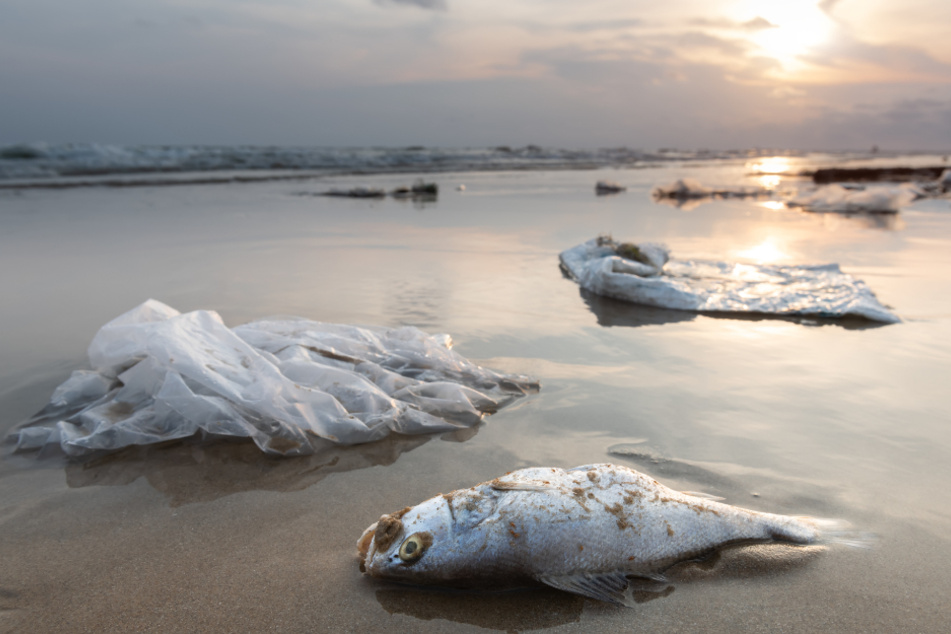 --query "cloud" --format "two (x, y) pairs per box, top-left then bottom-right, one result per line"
(802, 35), (951, 80)
(687, 16), (775, 31)
(818, 0), (844, 15)
(2, 0), (949, 151)
(374, 0), (447, 10)
(563, 18), (644, 33)
(686, 17), (738, 29)
(742, 17), (776, 31)
(519, 45), (668, 86)
(748, 84), (951, 150)
(676, 31), (750, 58)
